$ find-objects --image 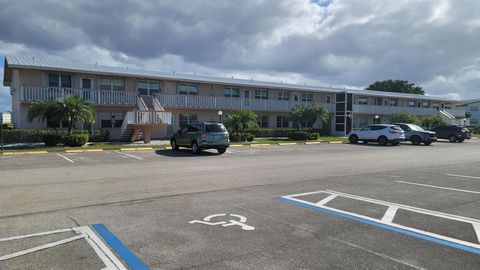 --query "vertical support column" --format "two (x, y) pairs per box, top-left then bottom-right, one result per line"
(143, 127), (152, 144)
